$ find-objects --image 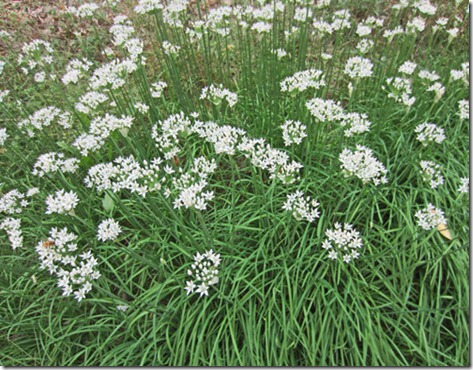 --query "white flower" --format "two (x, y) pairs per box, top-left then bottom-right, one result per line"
(185, 250), (220, 297)
(66, 3), (100, 17)
(75, 91), (108, 114)
(306, 98), (344, 122)
(282, 191), (320, 223)
(426, 82), (444, 102)
(418, 69), (440, 81)
(32, 152), (79, 177)
(356, 39), (374, 54)
(415, 204), (447, 230)
(97, 218), (122, 241)
(280, 120), (307, 146)
(344, 57), (373, 79)
(384, 77), (415, 107)
(458, 100), (469, 120)
(280, 69), (325, 93)
(0, 217), (23, 250)
(200, 84), (237, 108)
(134, 0), (163, 14)
(458, 178), (469, 193)
(339, 112), (371, 137)
(251, 21), (272, 33)
(35, 227), (100, 301)
(0, 189), (29, 214)
(414, 123), (445, 146)
(450, 62), (469, 85)
(419, 160), (443, 189)
(134, 102), (149, 114)
(162, 40), (181, 55)
(0, 127), (8, 145)
(398, 61), (417, 75)
(356, 24), (372, 37)
(45, 189), (79, 215)
(322, 223), (362, 263)
(406, 16), (425, 33)
(150, 81), (168, 98)
(272, 48), (288, 59)
(339, 145), (388, 185)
